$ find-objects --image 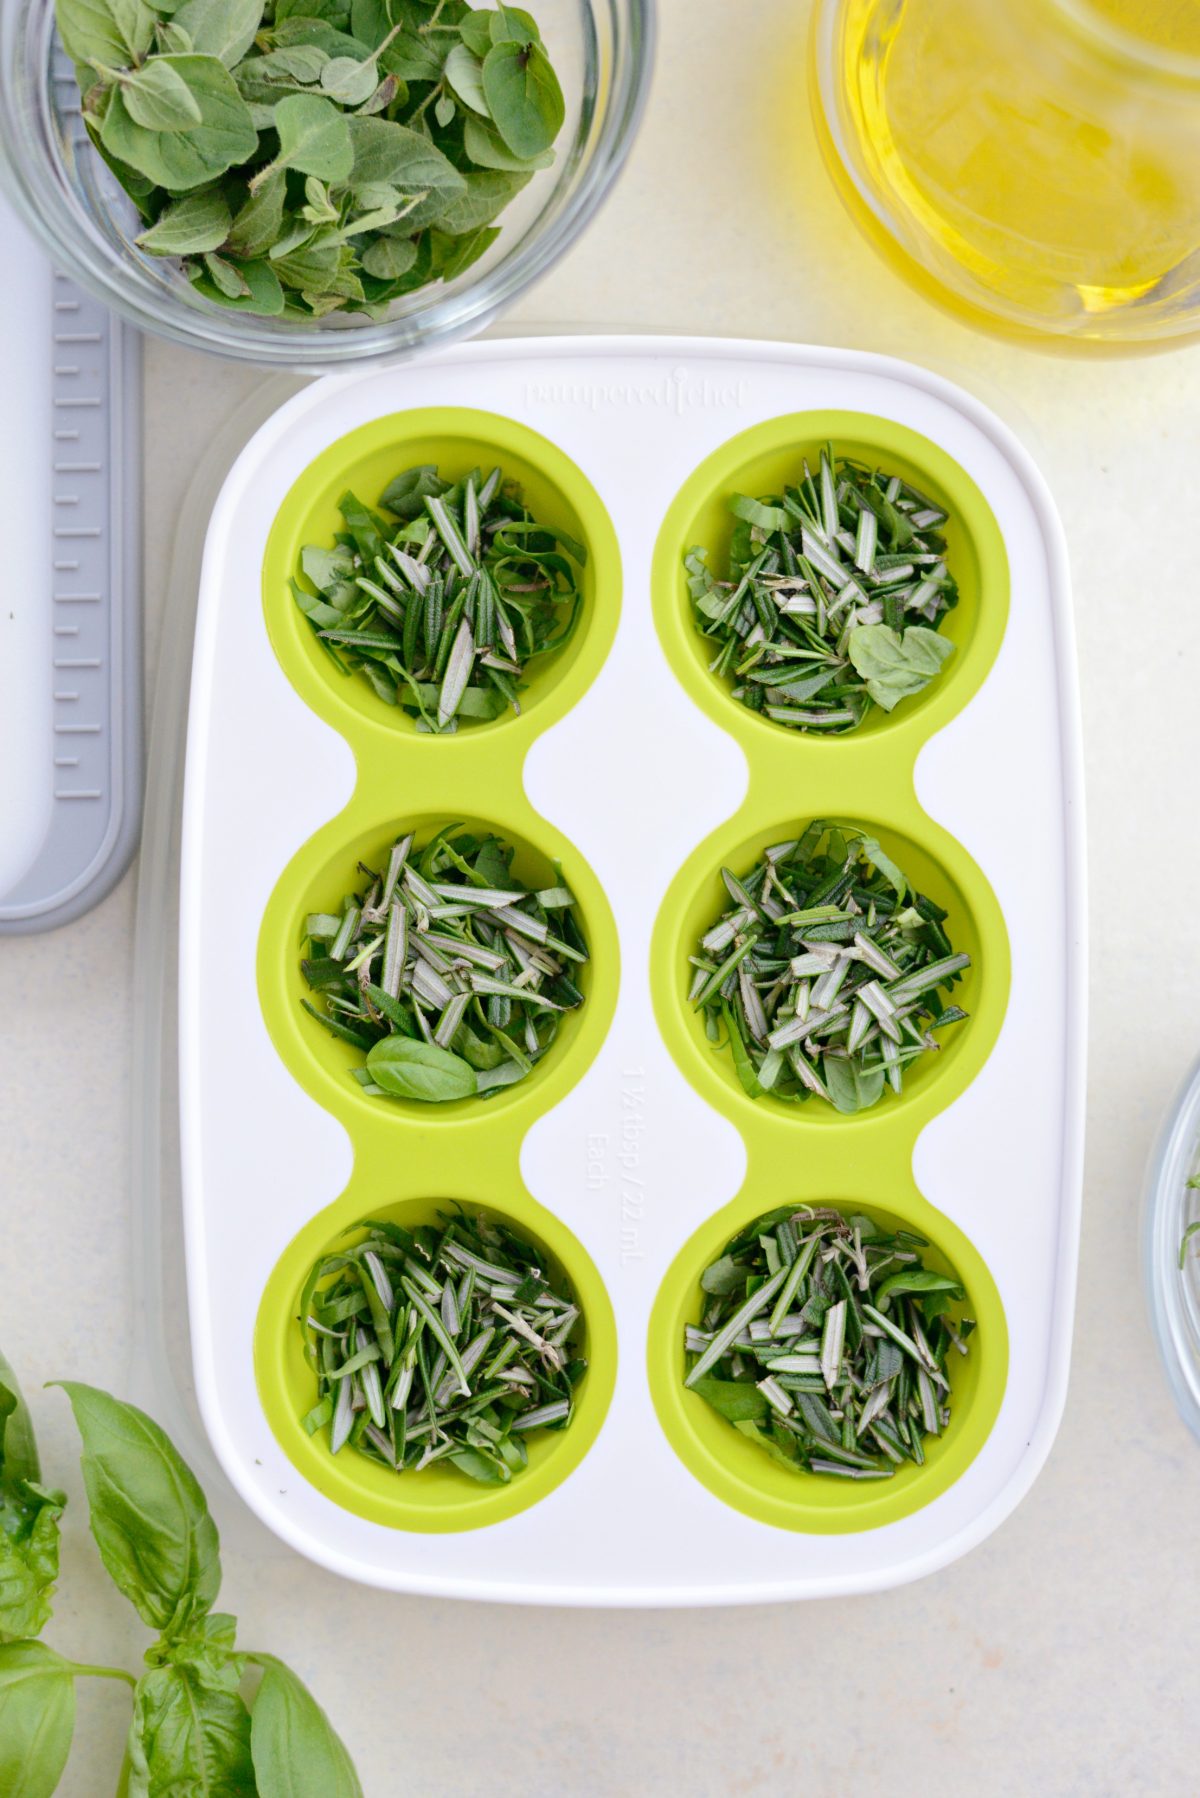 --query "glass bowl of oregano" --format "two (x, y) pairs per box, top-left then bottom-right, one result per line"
(0, 0), (652, 366)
